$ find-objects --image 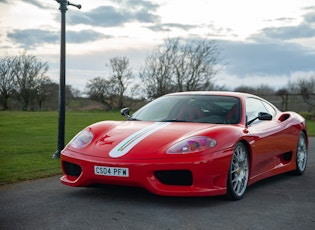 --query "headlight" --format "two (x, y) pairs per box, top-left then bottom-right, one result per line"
(167, 136), (217, 154)
(69, 129), (93, 149)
